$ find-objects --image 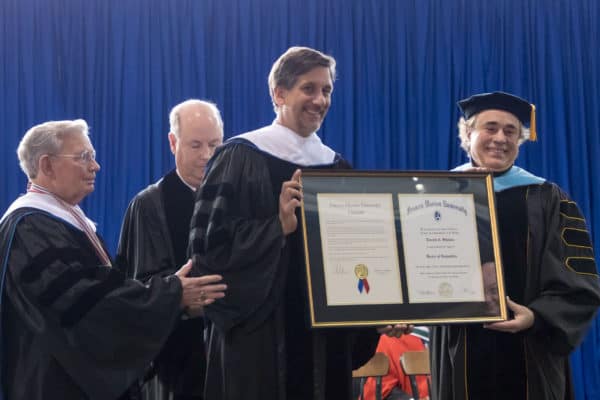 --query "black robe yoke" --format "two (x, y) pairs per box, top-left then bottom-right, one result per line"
(0, 208), (182, 400)
(117, 170), (206, 398)
(117, 176), (177, 282)
(431, 182), (600, 400)
(189, 140), (378, 400)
